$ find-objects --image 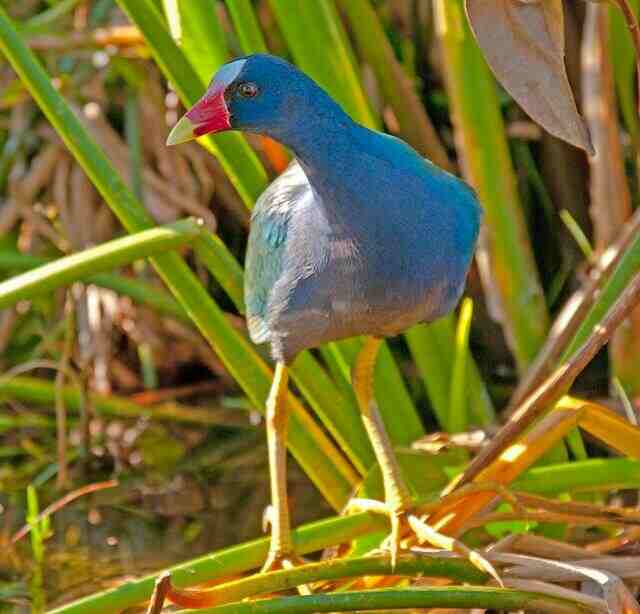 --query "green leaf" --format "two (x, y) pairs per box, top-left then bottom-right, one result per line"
(406, 318), (494, 430)
(0, 219), (202, 309)
(448, 298), (473, 433)
(268, 0), (378, 128)
(225, 0), (269, 54)
(0, 5), (357, 509)
(162, 0), (229, 82)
